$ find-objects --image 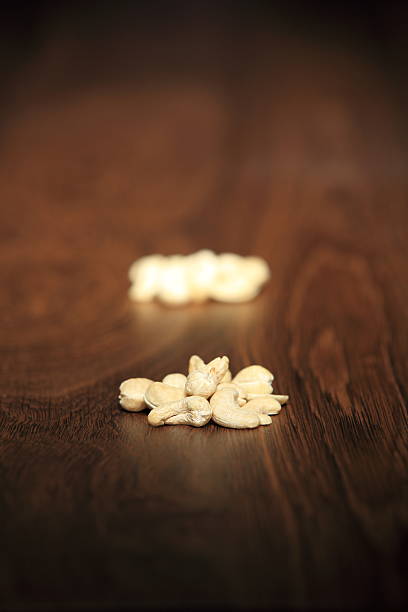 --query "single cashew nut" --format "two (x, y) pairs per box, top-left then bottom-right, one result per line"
(216, 382), (247, 406)
(210, 387), (260, 429)
(237, 380), (274, 398)
(157, 256), (191, 305)
(188, 354), (206, 373)
(209, 254), (270, 302)
(185, 369), (218, 398)
(271, 394), (289, 405)
(185, 249), (218, 302)
(245, 396), (282, 424)
(209, 279), (262, 303)
(148, 396), (212, 427)
(188, 355), (229, 381)
(206, 356), (230, 382)
(233, 365), (274, 384)
(128, 254), (164, 301)
(243, 256), (271, 285)
(186, 355), (230, 397)
(144, 382), (185, 409)
(119, 378), (153, 412)
(162, 373), (187, 389)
